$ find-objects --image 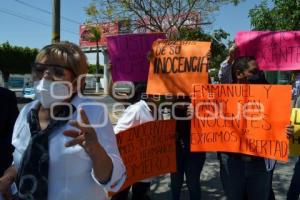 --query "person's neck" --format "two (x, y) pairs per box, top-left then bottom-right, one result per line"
(38, 103), (65, 119)
(37, 106), (51, 130)
(39, 105), (50, 113)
